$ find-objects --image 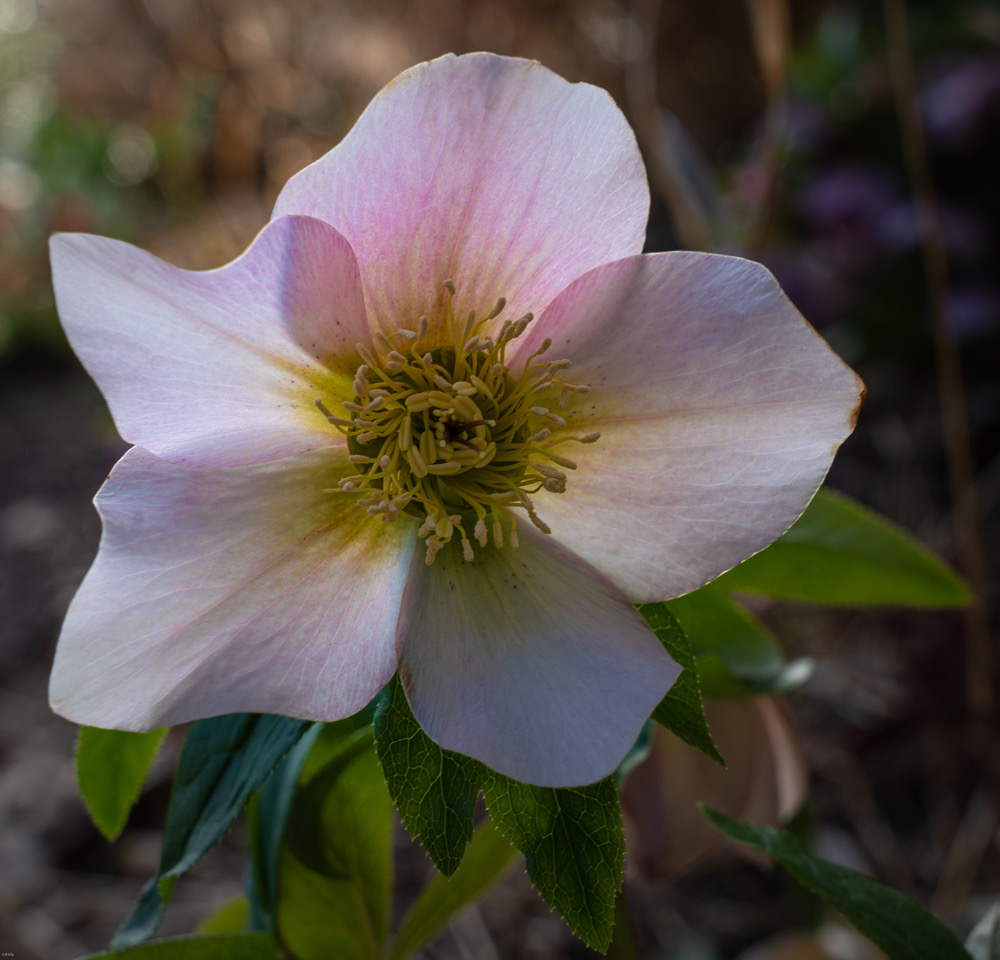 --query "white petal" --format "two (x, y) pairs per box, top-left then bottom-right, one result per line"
(395, 524), (680, 787)
(51, 216), (370, 467)
(274, 53), (648, 340)
(50, 447), (415, 729)
(513, 252), (865, 601)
